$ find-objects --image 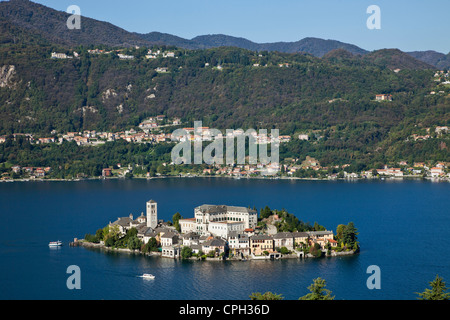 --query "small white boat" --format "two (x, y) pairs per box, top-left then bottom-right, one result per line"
(141, 273), (155, 279)
(49, 240), (63, 247)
